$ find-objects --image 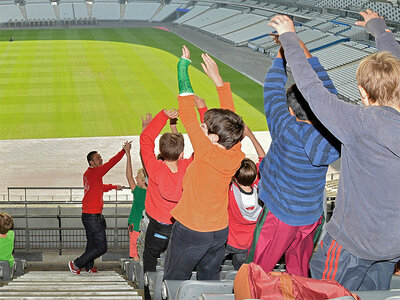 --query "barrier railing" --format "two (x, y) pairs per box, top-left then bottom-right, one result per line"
(1, 187), (134, 254)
